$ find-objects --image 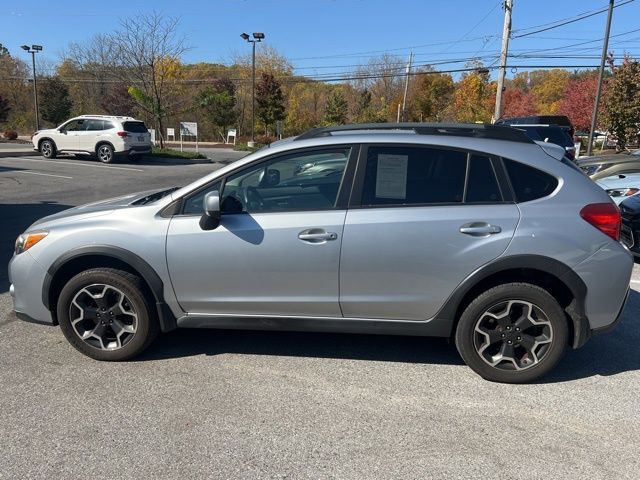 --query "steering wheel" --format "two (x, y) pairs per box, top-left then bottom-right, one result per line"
(243, 186), (265, 211)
